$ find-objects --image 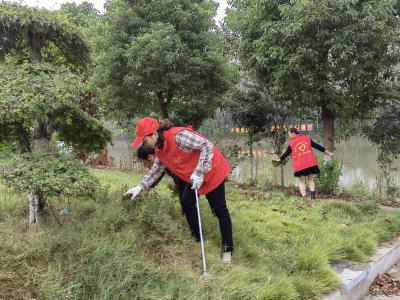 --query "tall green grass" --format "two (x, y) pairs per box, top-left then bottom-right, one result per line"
(2, 169), (400, 299)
